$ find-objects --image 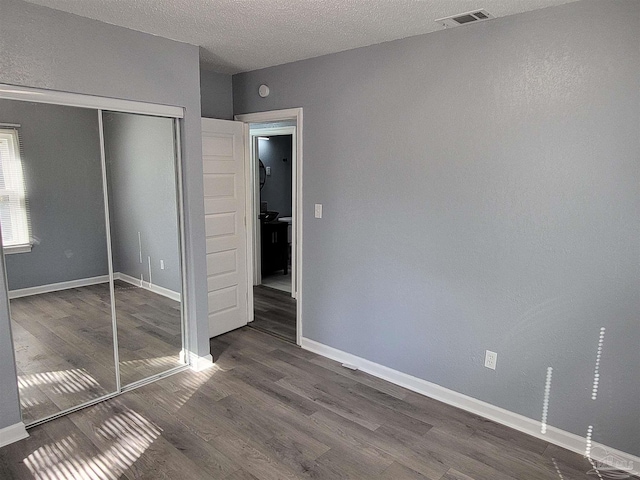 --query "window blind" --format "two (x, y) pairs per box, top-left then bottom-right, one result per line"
(0, 127), (30, 249)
